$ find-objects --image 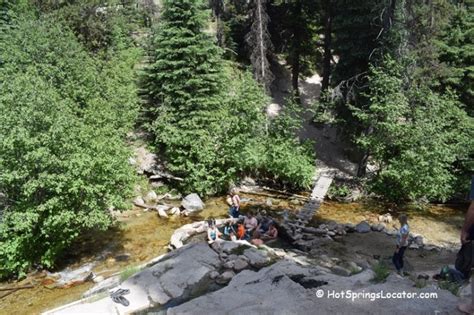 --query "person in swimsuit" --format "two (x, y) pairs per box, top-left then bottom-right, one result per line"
(207, 219), (221, 244)
(227, 188), (241, 218)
